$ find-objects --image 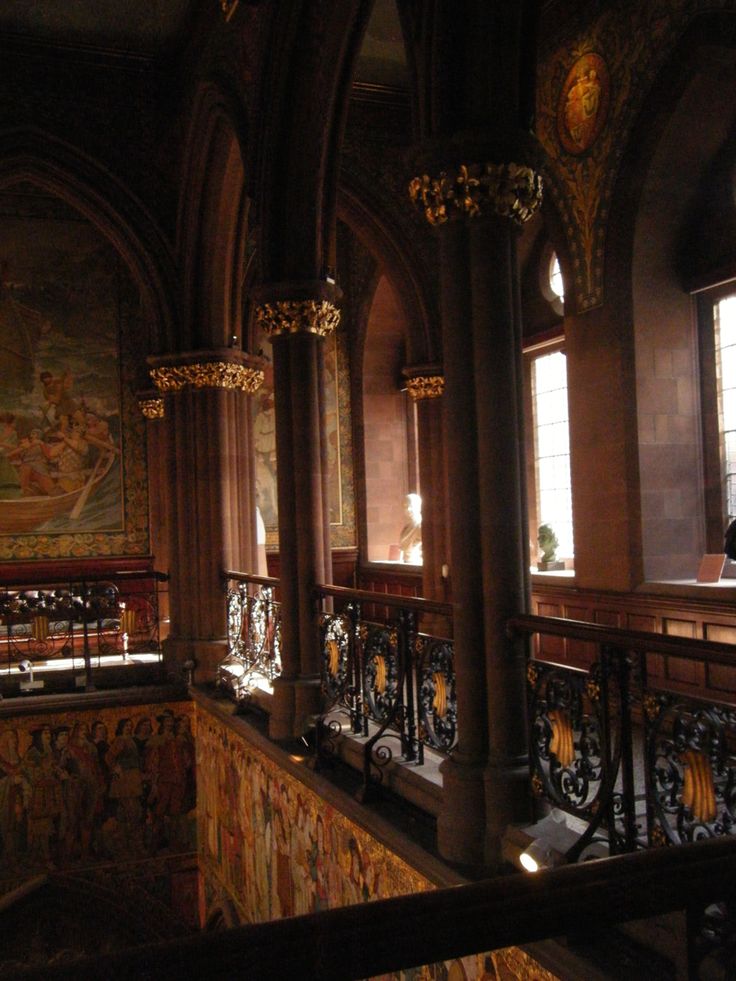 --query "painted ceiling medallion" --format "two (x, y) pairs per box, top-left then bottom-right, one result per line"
(557, 52), (610, 156)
